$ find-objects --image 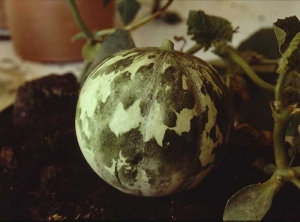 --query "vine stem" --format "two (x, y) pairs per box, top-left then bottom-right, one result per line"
(224, 46), (275, 92)
(67, 0), (93, 39)
(126, 0), (173, 30)
(272, 110), (290, 169)
(274, 66), (286, 103)
(93, 0), (174, 40)
(291, 166), (300, 177)
(185, 43), (203, 54)
(207, 59), (278, 74)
